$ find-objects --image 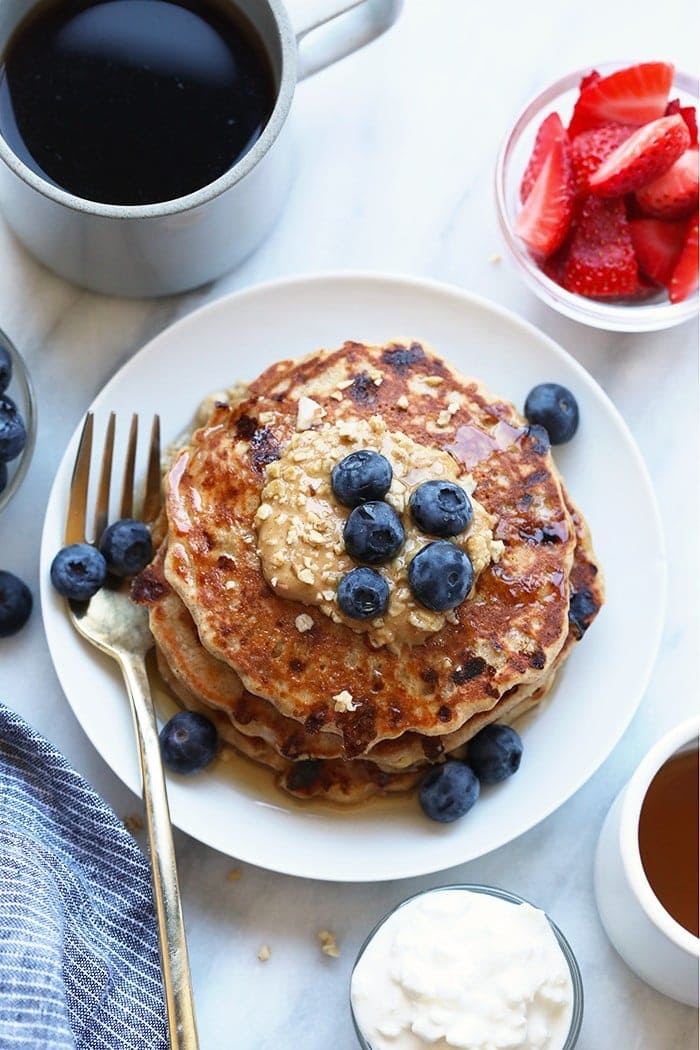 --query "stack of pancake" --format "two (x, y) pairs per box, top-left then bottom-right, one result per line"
(134, 340), (603, 802)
